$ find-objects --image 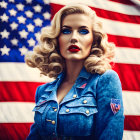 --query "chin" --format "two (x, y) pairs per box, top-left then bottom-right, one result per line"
(65, 56), (86, 62)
